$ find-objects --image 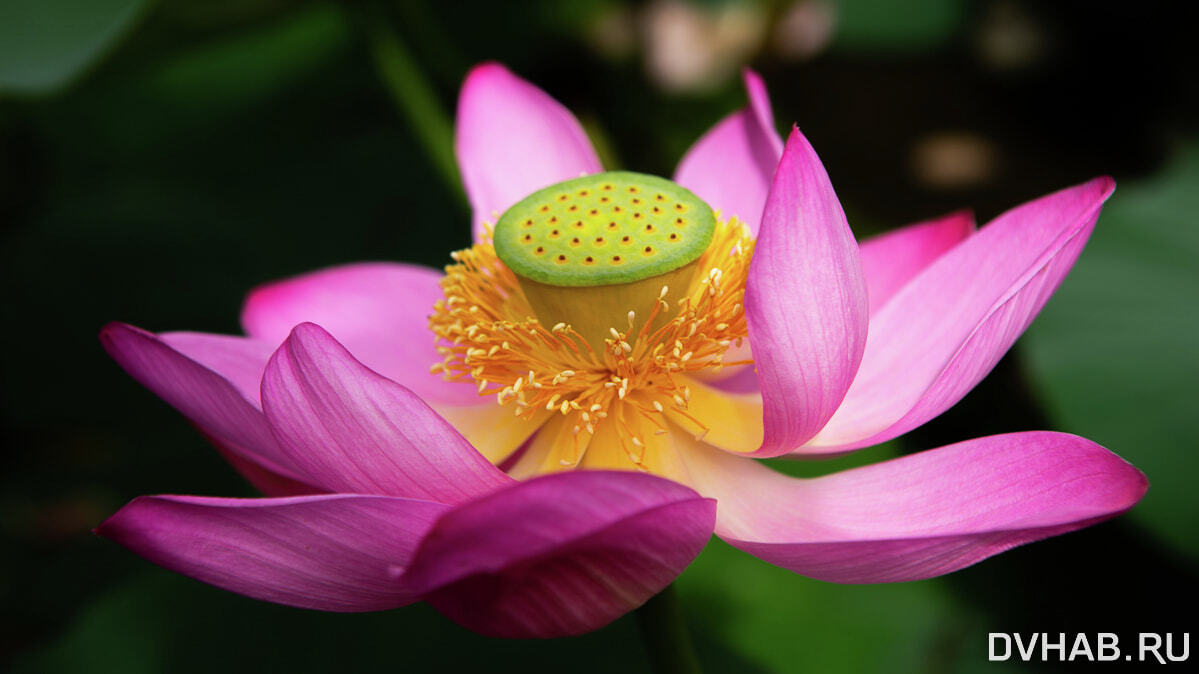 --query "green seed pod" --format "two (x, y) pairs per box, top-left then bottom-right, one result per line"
(494, 171), (716, 287)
